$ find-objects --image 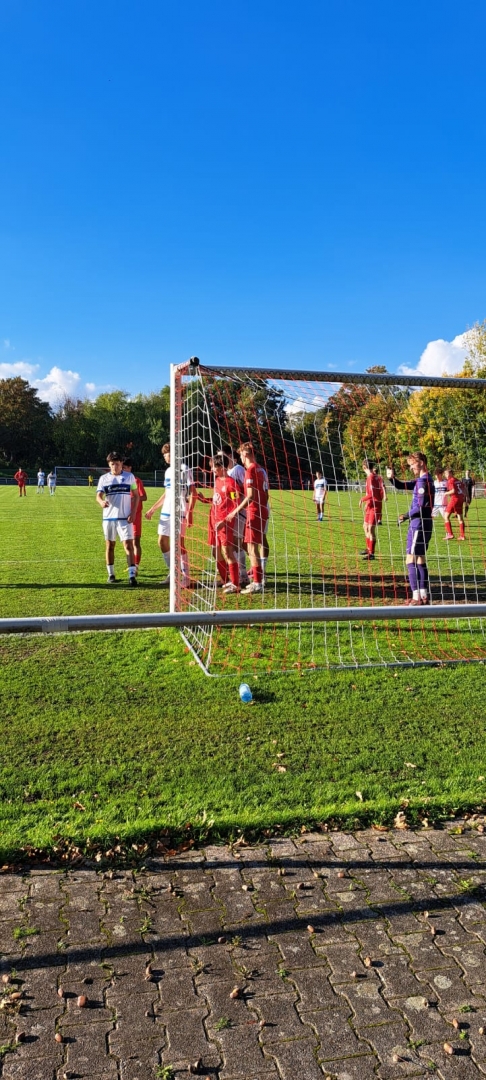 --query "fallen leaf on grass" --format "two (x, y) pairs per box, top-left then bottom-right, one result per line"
(355, 791), (363, 802)
(272, 763), (287, 773)
(404, 762), (417, 769)
(73, 801), (86, 811)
